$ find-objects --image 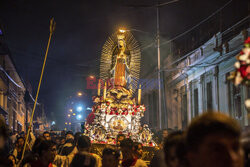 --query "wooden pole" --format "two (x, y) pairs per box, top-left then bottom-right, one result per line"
(20, 18), (56, 165)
